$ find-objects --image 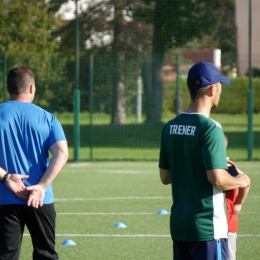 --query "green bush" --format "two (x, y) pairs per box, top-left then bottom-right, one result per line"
(246, 67), (260, 77)
(164, 77), (260, 114)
